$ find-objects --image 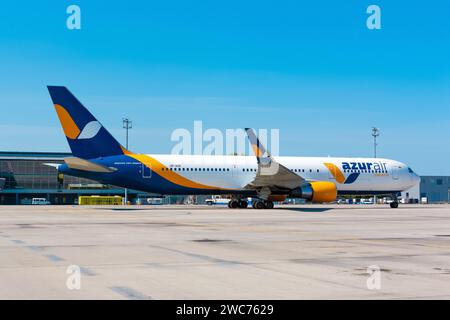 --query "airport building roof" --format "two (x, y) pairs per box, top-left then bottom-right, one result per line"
(0, 151), (72, 160)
